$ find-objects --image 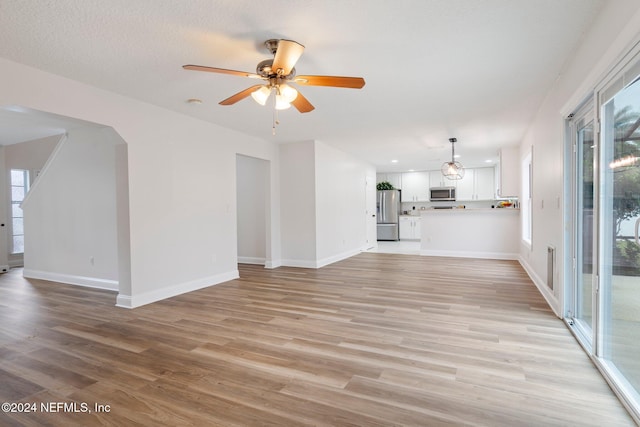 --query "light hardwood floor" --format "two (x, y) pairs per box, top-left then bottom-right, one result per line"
(0, 254), (635, 426)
